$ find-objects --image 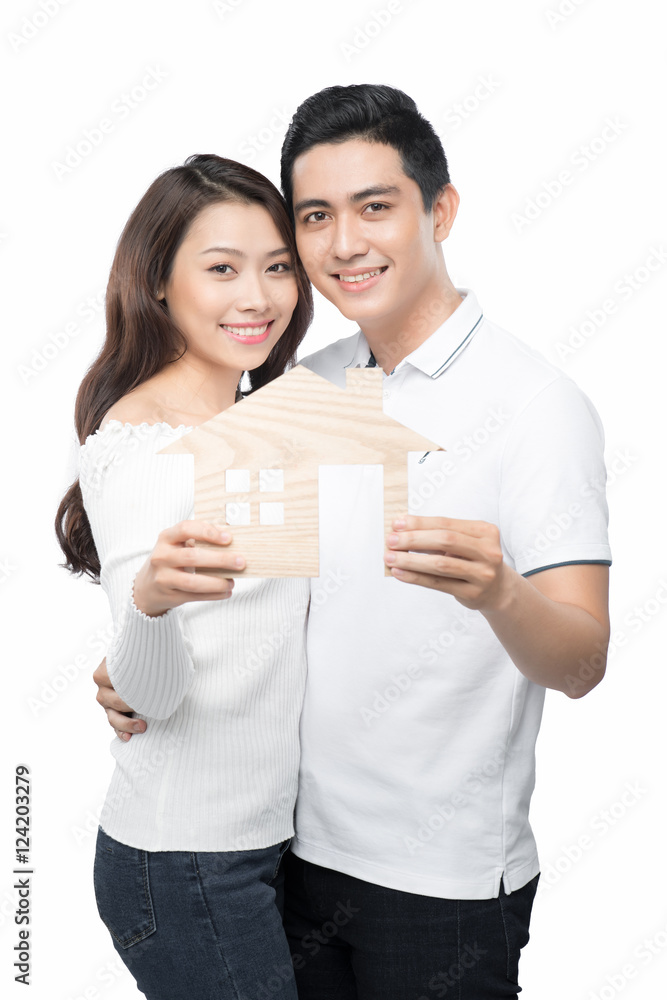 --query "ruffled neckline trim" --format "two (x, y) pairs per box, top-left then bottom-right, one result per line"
(80, 419), (194, 455)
